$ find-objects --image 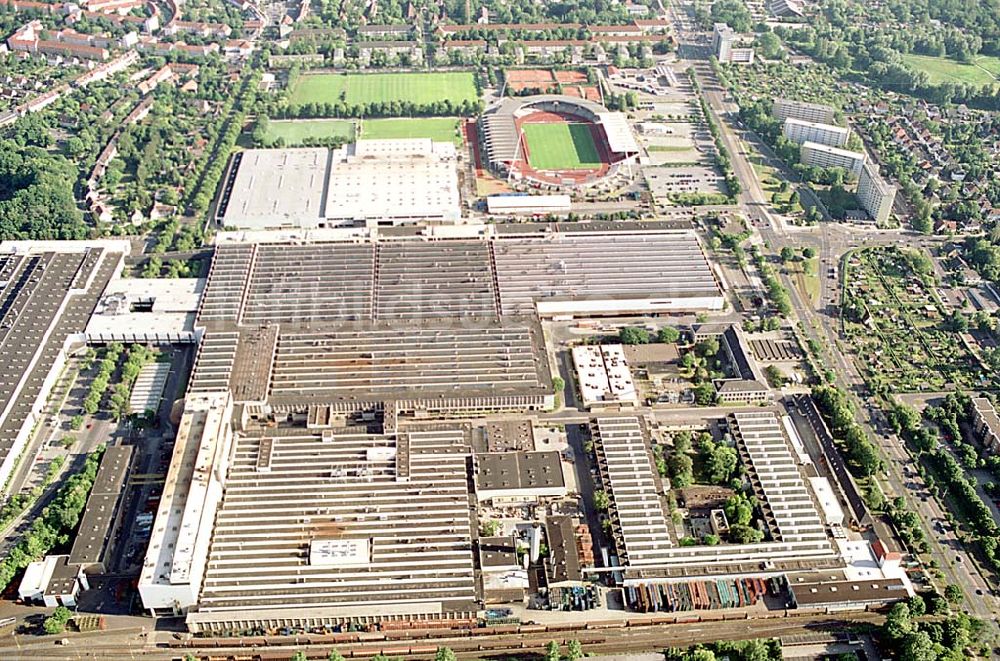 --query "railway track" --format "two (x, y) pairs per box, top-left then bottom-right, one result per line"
(0, 610), (884, 661)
